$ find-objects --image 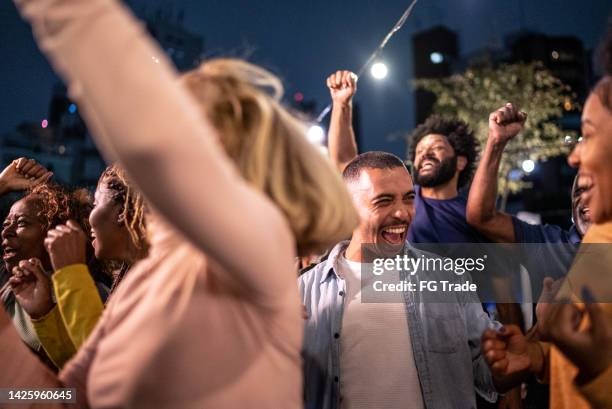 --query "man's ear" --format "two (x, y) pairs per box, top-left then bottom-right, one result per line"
(456, 155), (468, 172)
